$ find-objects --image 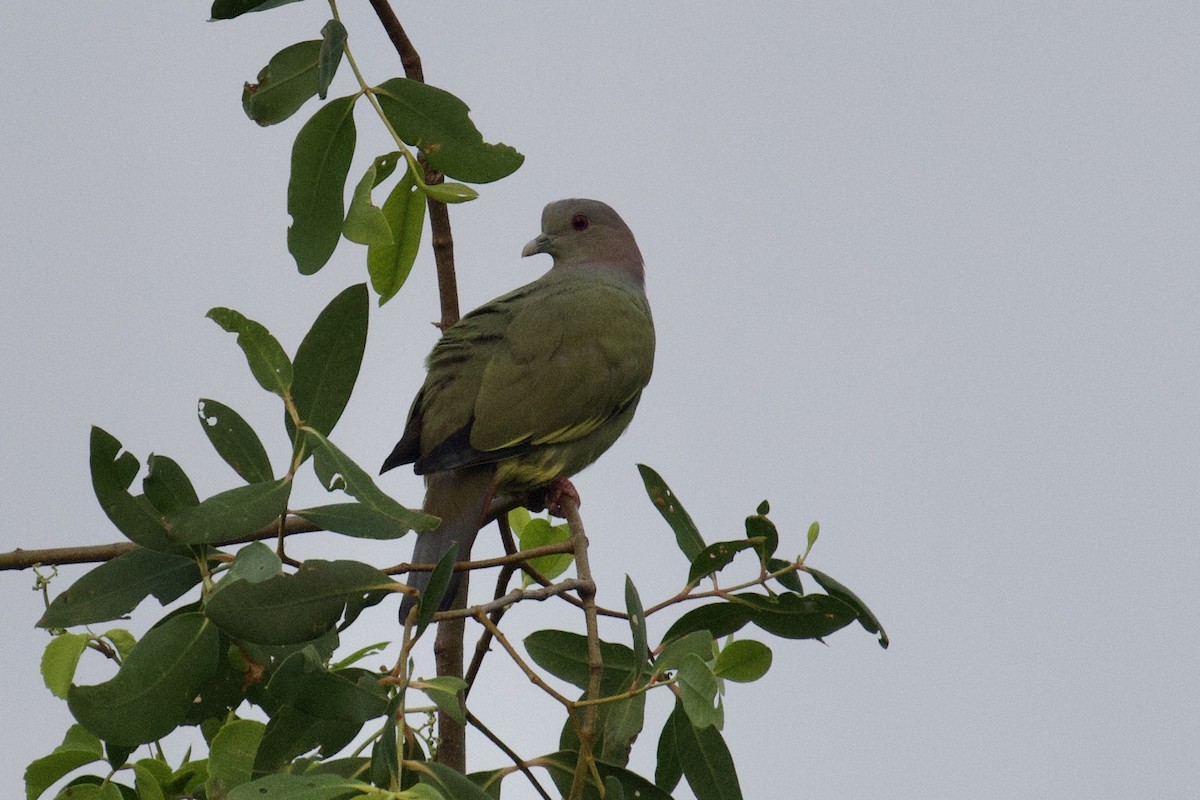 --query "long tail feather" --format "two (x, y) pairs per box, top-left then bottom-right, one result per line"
(399, 467), (494, 622)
